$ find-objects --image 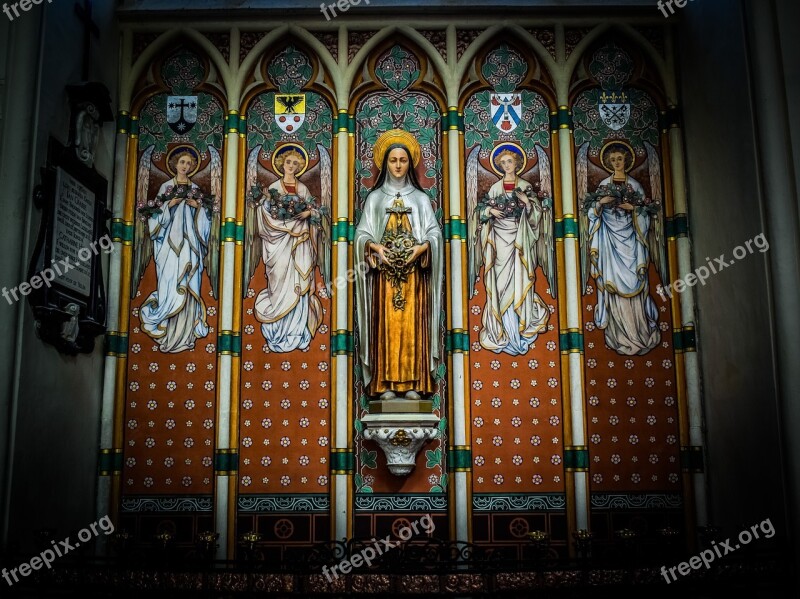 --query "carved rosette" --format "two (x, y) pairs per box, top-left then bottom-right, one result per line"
(361, 413), (440, 476)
